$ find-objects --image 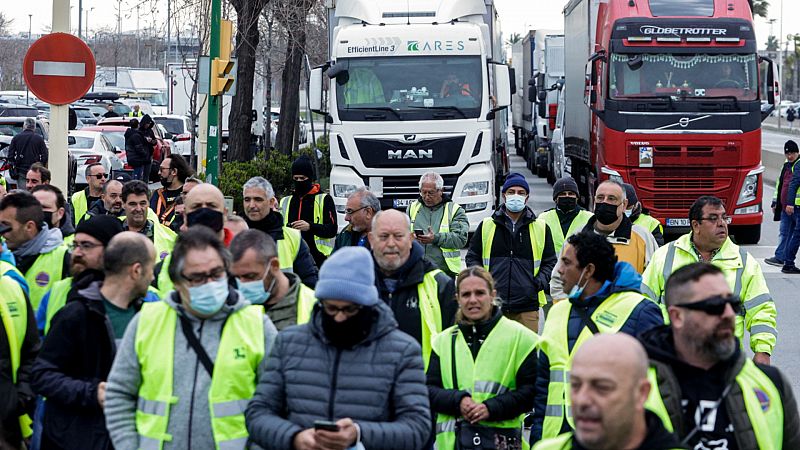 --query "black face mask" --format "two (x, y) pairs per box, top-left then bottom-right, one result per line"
(556, 196), (578, 212)
(594, 203), (620, 225)
(42, 211), (54, 227)
(293, 179), (312, 195)
(321, 307), (374, 348)
(186, 207), (224, 233)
